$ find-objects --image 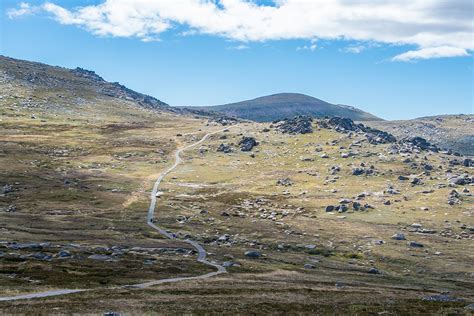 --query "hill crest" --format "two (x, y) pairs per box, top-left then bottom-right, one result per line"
(189, 93), (382, 122)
